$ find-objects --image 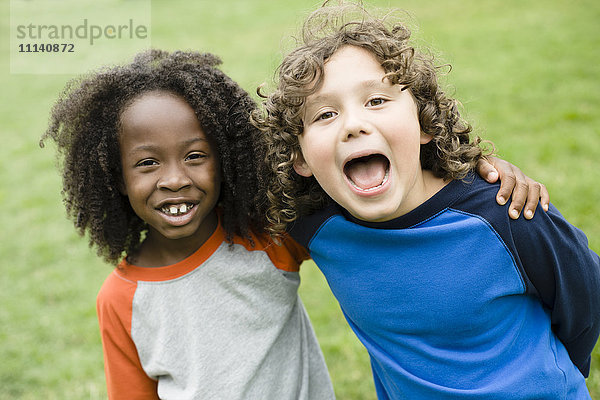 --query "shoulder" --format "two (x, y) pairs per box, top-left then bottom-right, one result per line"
(452, 173), (580, 246)
(450, 173), (504, 216)
(450, 174), (576, 263)
(231, 231), (309, 272)
(453, 174), (599, 295)
(97, 267), (138, 318)
(288, 204), (341, 248)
